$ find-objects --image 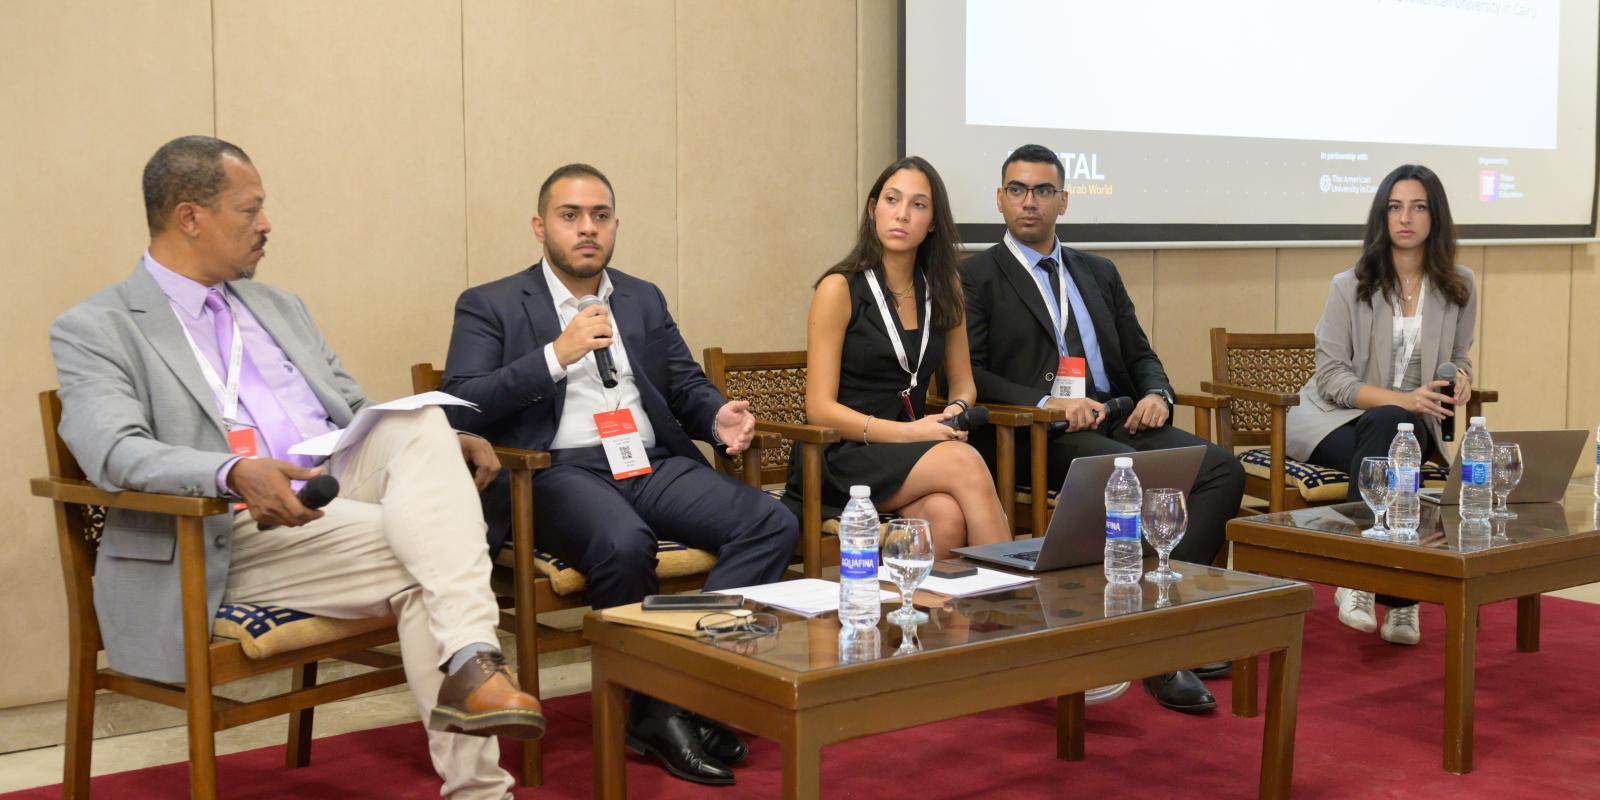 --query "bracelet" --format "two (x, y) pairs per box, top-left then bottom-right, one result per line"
(950, 398), (970, 412)
(863, 415), (874, 445)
